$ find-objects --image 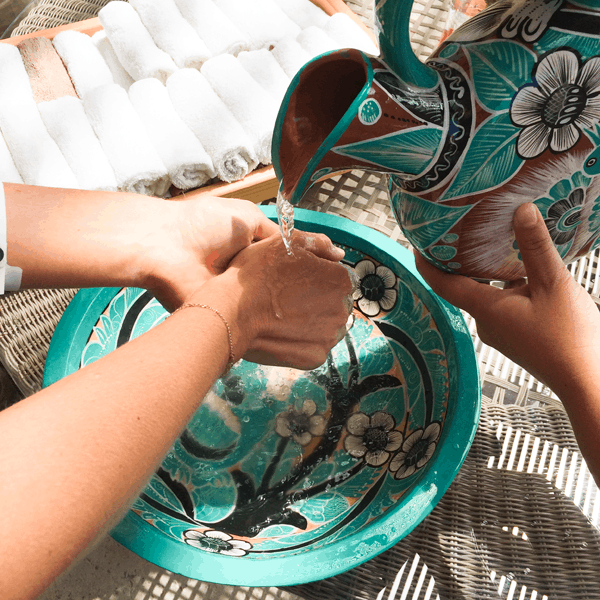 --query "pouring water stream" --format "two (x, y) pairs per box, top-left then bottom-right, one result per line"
(276, 185), (295, 256)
